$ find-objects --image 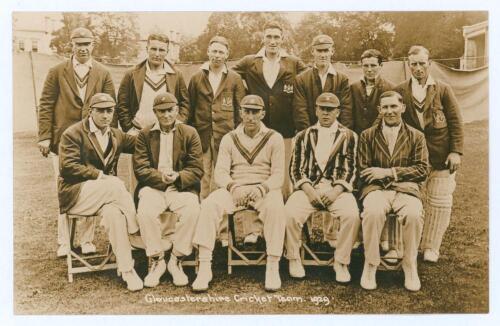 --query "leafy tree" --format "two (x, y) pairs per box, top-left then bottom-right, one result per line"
(50, 12), (140, 63)
(293, 12), (395, 63)
(179, 12), (295, 62)
(50, 13), (91, 55)
(382, 11), (488, 60)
